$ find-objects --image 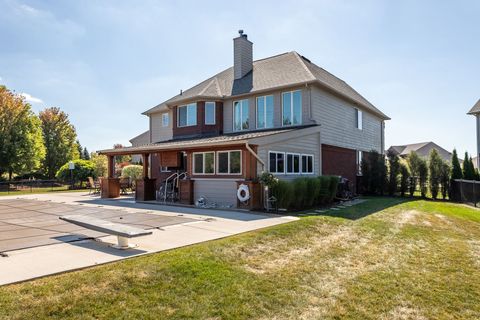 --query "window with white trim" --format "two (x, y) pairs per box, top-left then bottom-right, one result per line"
(282, 90), (302, 126)
(193, 152), (215, 174)
(355, 108), (363, 130)
(233, 99), (249, 131)
(301, 154), (314, 174)
(161, 113), (169, 127)
(286, 153), (301, 174)
(205, 102), (216, 125)
(256, 95), (274, 129)
(269, 151), (285, 174)
(357, 150), (363, 175)
(217, 150), (242, 174)
(178, 103), (197, 127)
